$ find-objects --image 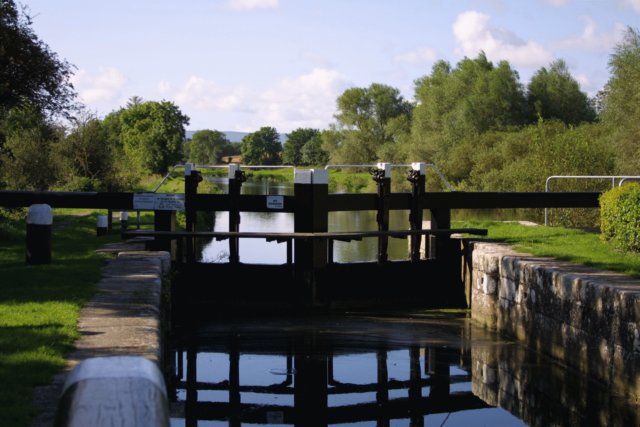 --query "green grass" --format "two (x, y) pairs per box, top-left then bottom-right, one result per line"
(455, 220), (640, 278)
(0, 210), (120, 426)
